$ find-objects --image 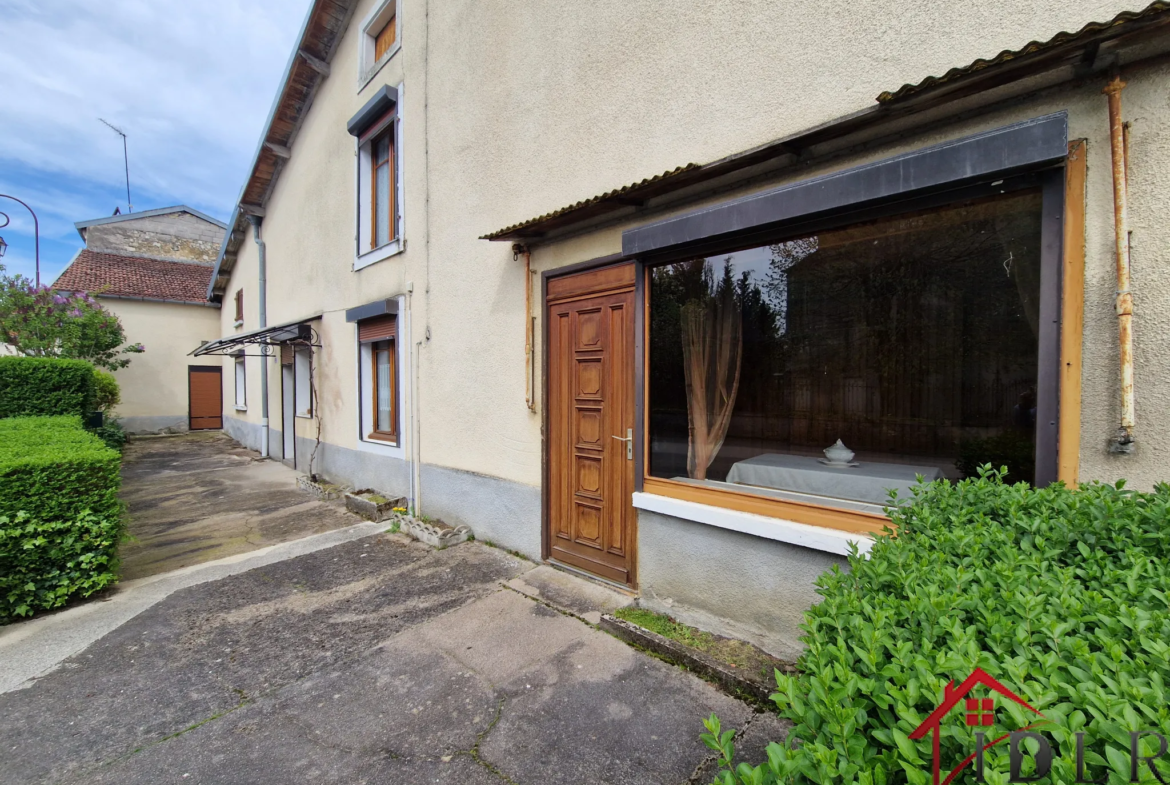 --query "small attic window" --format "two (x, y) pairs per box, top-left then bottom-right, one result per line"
(374, 16), (396, 61)
(360, 0), (399, 83)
